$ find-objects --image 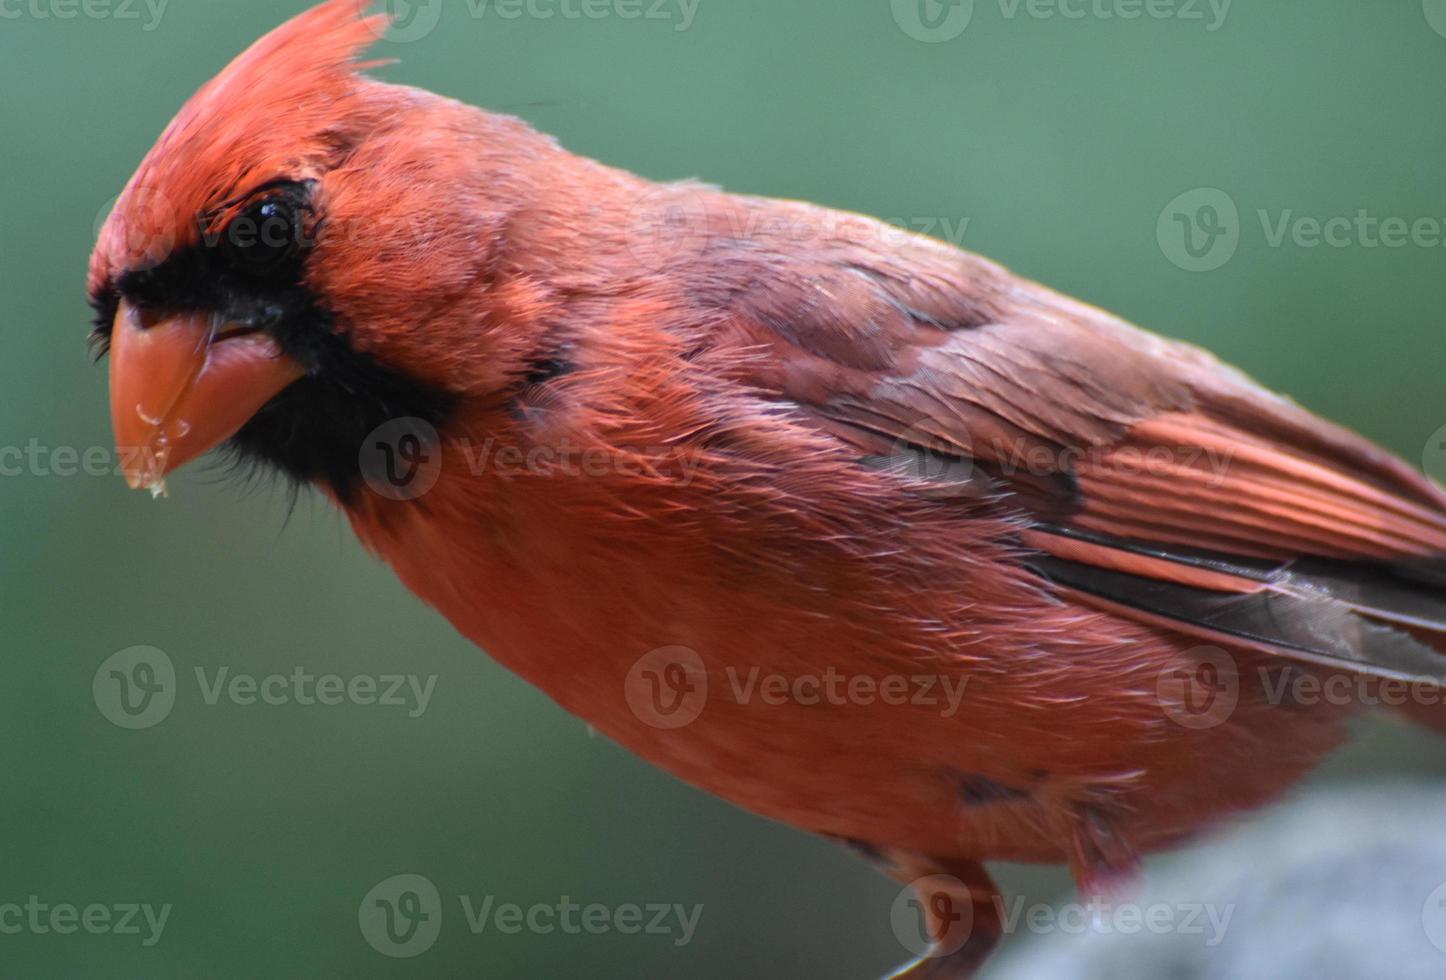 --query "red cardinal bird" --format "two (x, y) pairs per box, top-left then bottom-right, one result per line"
(90, 2), (1446, 975)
